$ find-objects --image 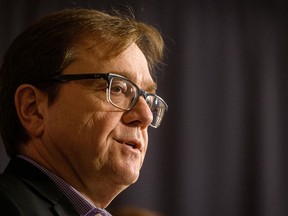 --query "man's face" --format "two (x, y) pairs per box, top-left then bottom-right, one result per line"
(41, 41), (154, 190)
